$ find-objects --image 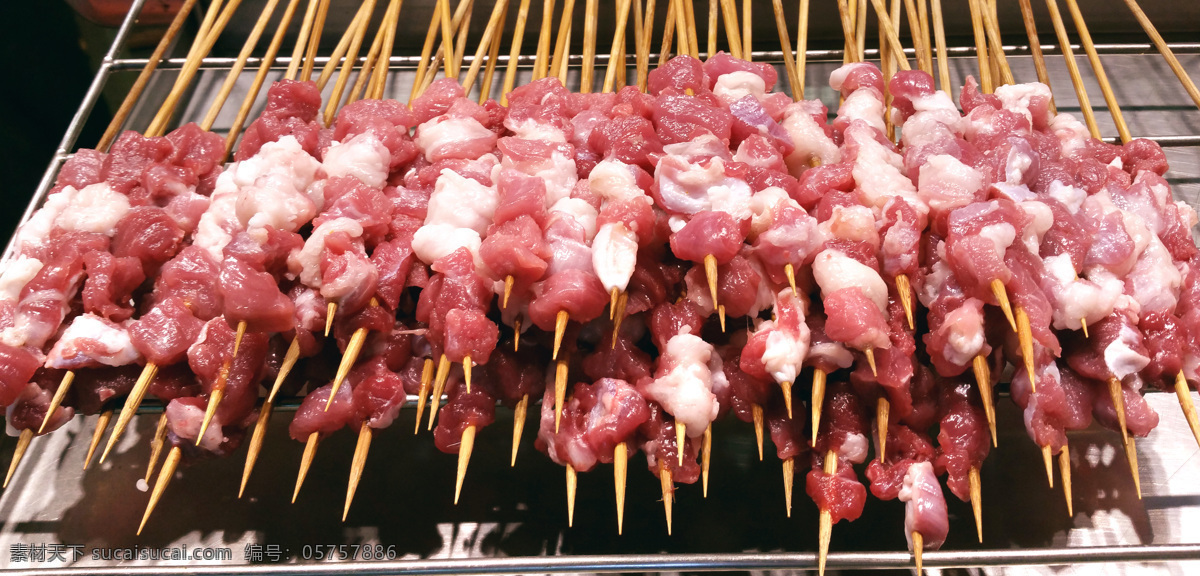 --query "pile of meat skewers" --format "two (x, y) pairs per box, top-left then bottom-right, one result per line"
(1, 50), (1197, 567)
